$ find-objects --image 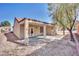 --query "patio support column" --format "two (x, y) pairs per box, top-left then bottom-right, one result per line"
(24, 19), (29, 45)
(43, 25), (46, 39)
